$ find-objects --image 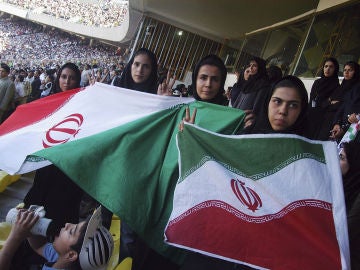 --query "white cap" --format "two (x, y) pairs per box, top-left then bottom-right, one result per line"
(79, 207), (114, 270)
